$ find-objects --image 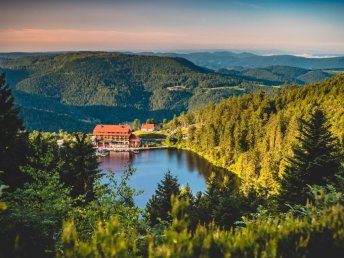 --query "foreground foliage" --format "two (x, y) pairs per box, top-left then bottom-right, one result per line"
(60, 193), (344, 258)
